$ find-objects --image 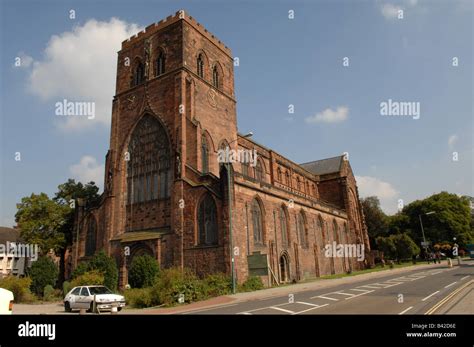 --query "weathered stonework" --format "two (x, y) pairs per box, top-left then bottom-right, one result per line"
(69, 10), (370, 287)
